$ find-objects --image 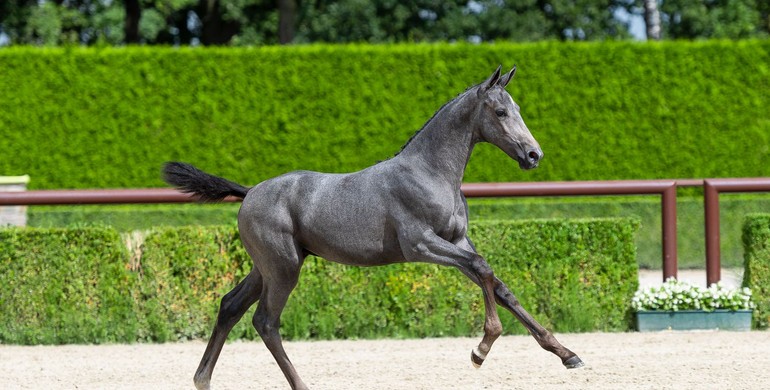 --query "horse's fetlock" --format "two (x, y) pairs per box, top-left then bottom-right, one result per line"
(535, 331), (560, 351)
(485, 319), (503, 338)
